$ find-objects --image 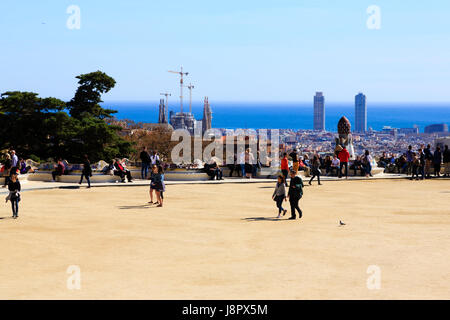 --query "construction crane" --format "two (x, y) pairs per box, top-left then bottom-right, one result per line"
(168, 67), (189, 113)
(185, 83), (195, 114)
